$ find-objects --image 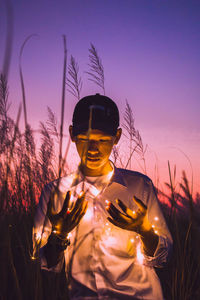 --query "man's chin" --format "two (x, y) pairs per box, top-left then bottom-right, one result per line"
(81, 158), (104, 169)
(86, 160), (102, 169)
